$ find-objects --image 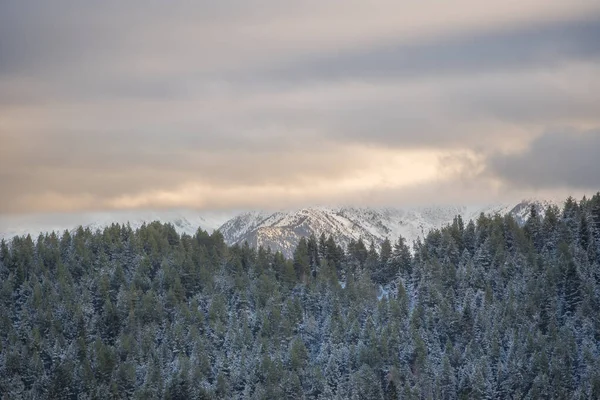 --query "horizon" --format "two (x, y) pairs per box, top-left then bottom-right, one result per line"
(0, 195), (584, 244)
